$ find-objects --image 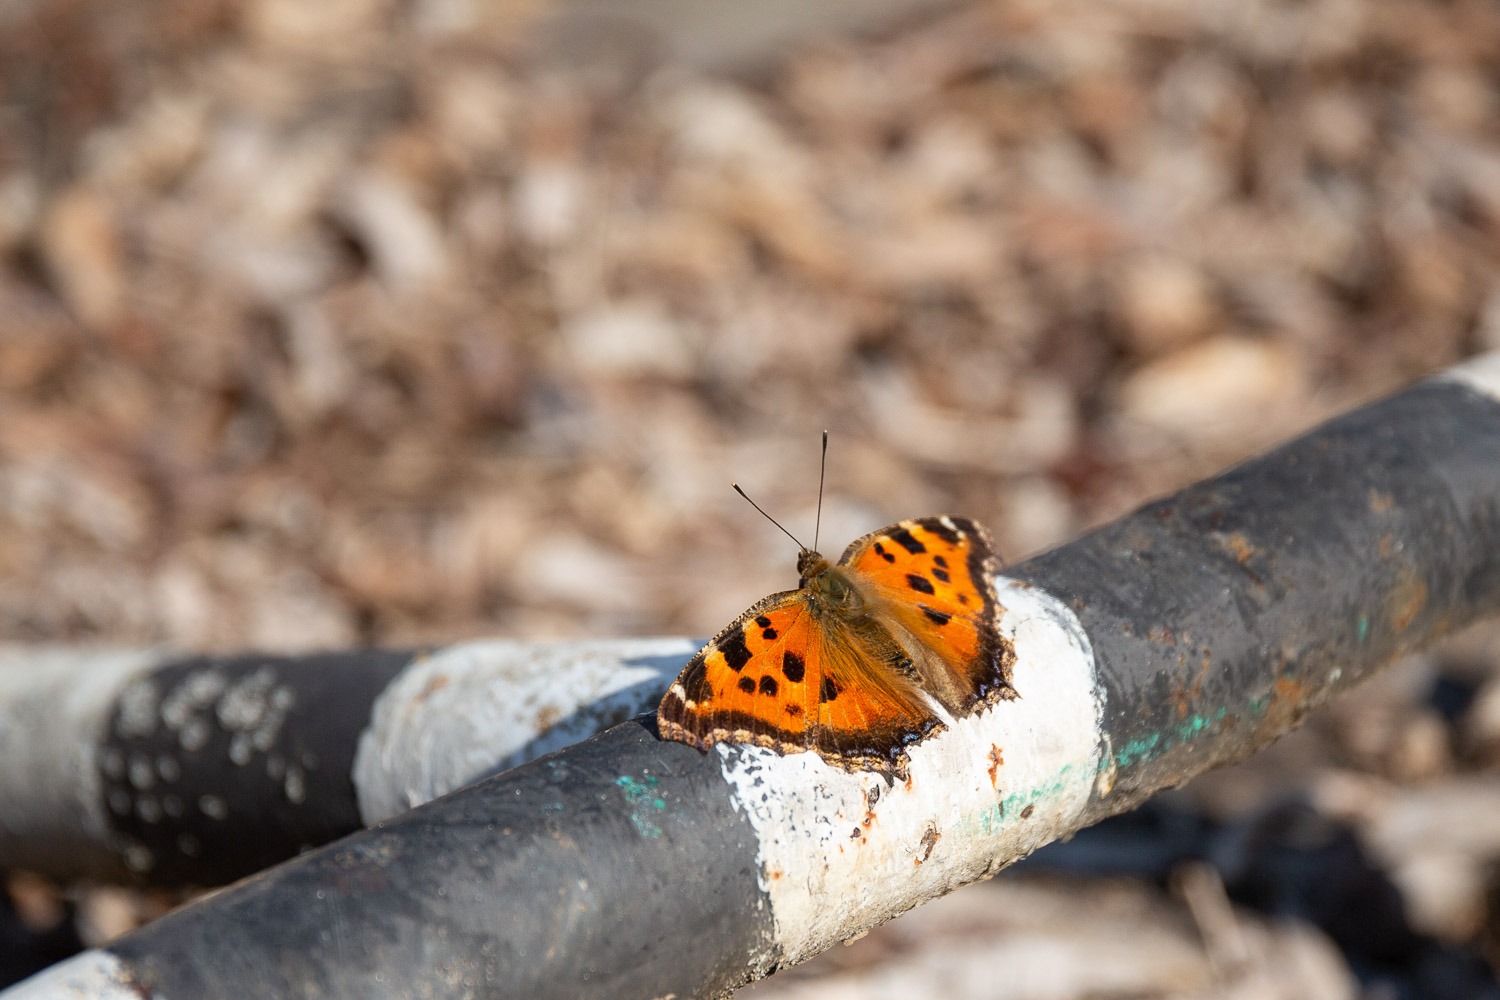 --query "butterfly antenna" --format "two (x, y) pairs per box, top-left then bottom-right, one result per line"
(813, 429), (828, 554)
(732, 483), (806, 552)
